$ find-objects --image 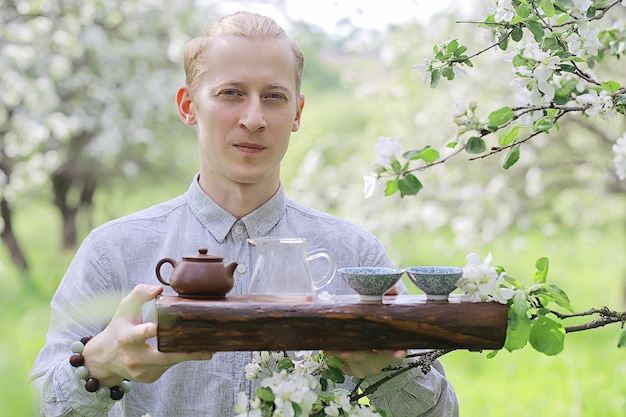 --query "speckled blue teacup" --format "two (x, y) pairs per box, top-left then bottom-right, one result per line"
(405, 266), (462, 300)
(339, 267), (405, 302)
